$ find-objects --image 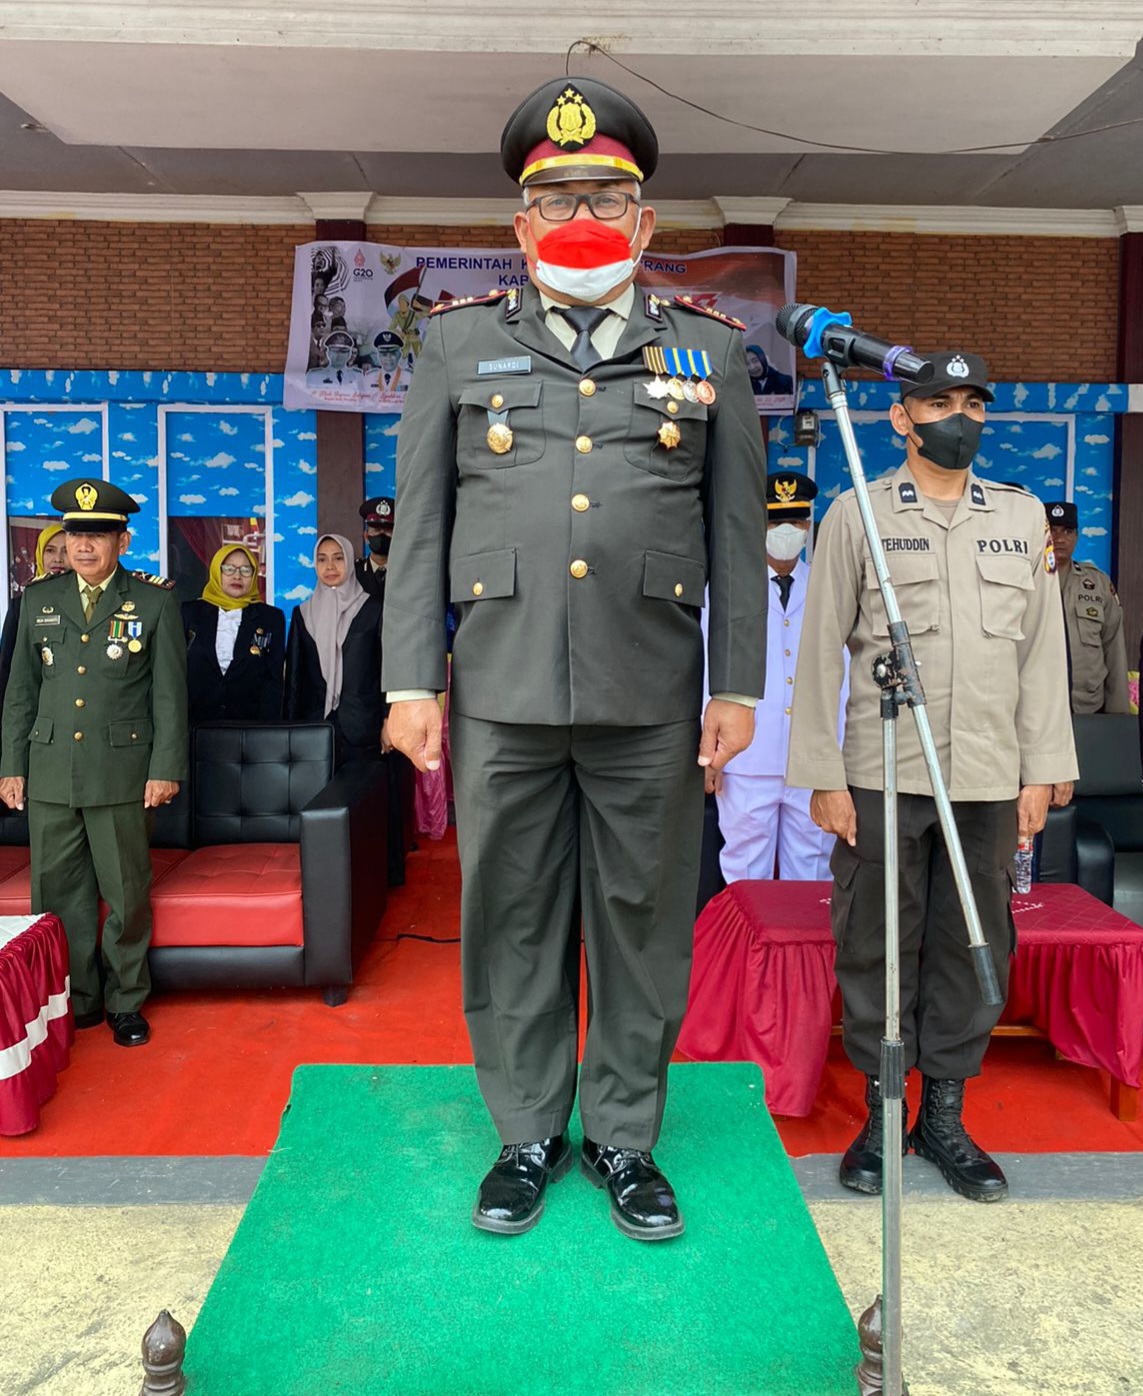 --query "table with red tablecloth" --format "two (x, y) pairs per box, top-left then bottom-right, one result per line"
(0, 913), (73, 1135)
(677, 881), (1143, 1119)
